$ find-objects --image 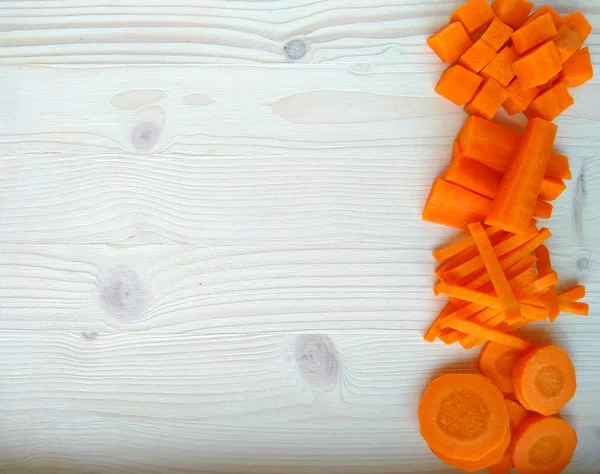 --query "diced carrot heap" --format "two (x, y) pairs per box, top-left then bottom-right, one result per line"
(465, 78), (510, 120)
(481, 17), (514, 52)
(427, 22), (474, 63)
(503, 78), (539, 115)
(459, 39), (497, 73)
(553, 25), (584, 63)
(513, 41), (563, 90)
(491, 0), (534, 29)
(481, 45), (518, 87)
(525, 82), (574, 121)
(512, 13), (558, 55)
(451, 0), (495, 34)
(559, 47), (594, 88)
(562, 11), (592, 43)
(435, 65), (483, 105)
